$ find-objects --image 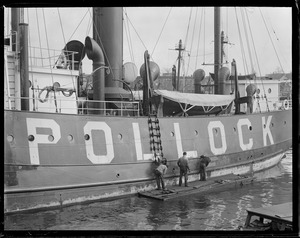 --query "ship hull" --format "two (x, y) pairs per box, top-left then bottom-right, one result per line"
(4, 109), (292, 213)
